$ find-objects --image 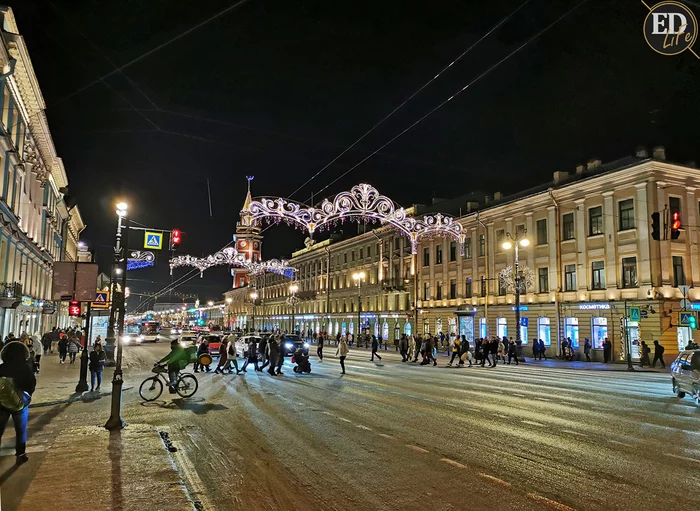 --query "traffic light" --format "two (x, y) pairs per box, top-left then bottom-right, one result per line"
(689, 314), (697, 330)
(670, 211), (681, 240)
(650, 212), (660, 241)
(171, 229), (181, 249)
(68, 301), (81, 317)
